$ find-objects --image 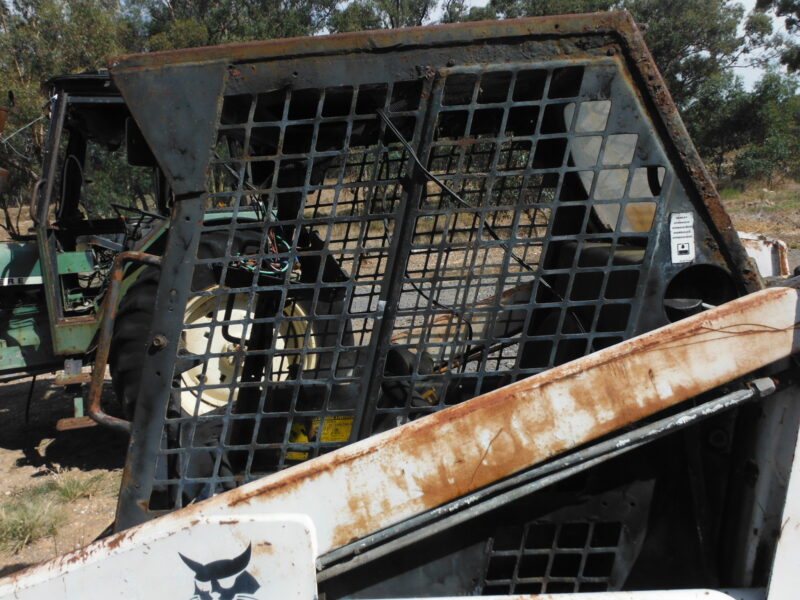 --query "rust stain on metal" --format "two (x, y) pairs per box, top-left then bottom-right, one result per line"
(55, 416), (98, 431)
(615, 15), (761, 294)
(109, 12), (633, 70)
